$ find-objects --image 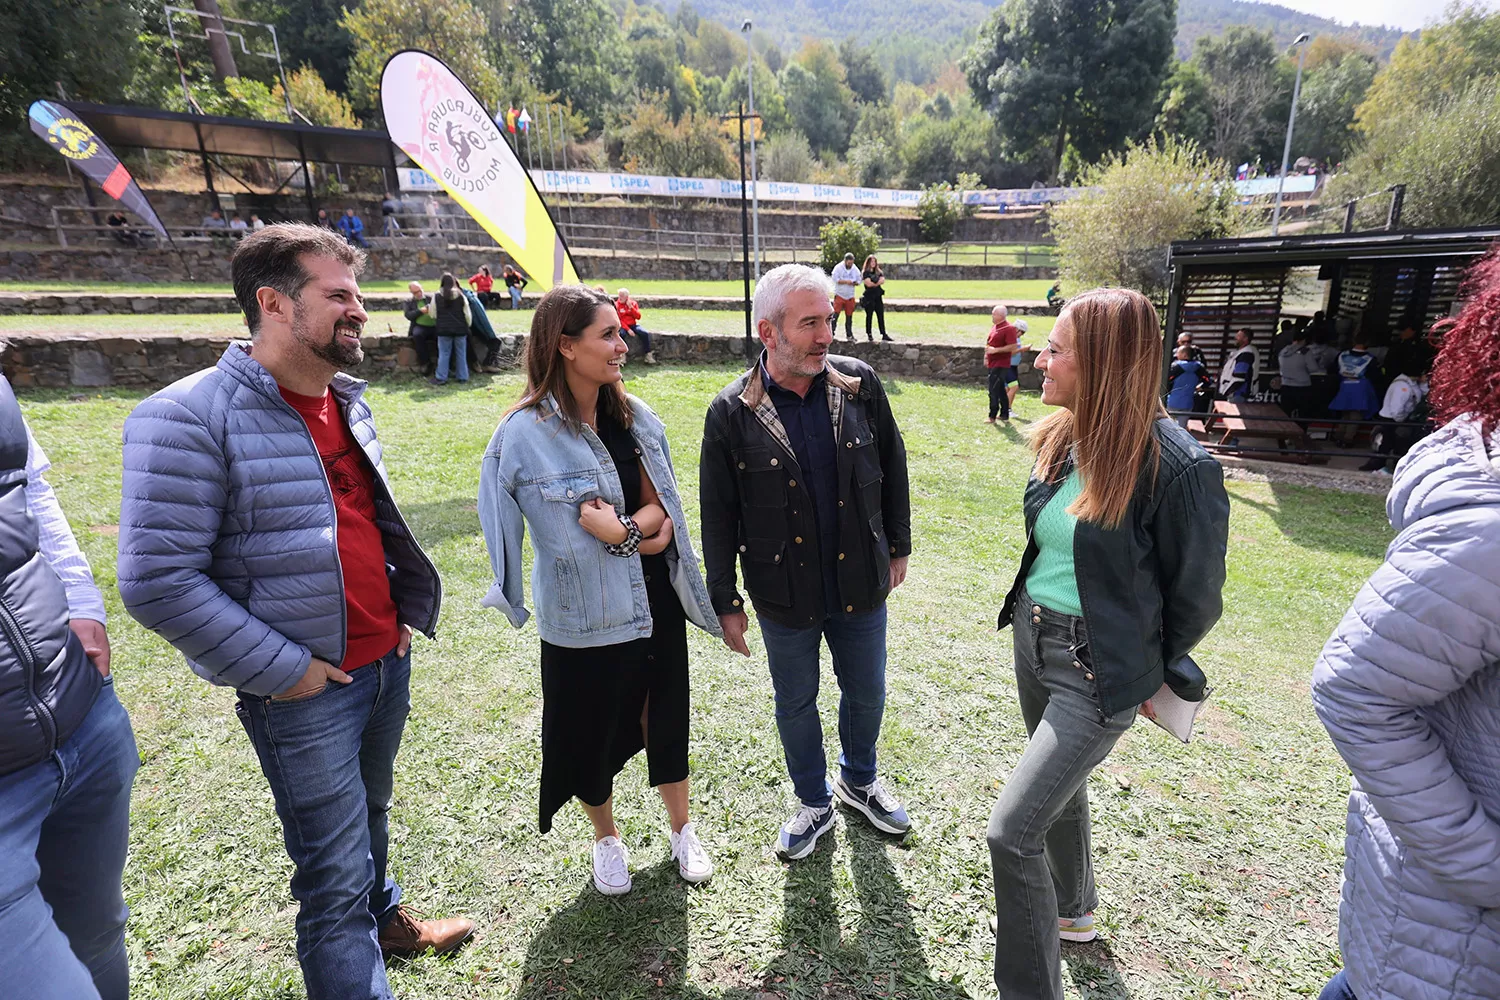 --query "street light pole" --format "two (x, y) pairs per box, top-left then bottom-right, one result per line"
(742, 19), (761, 280)
(1271, 32), (1310, 237)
